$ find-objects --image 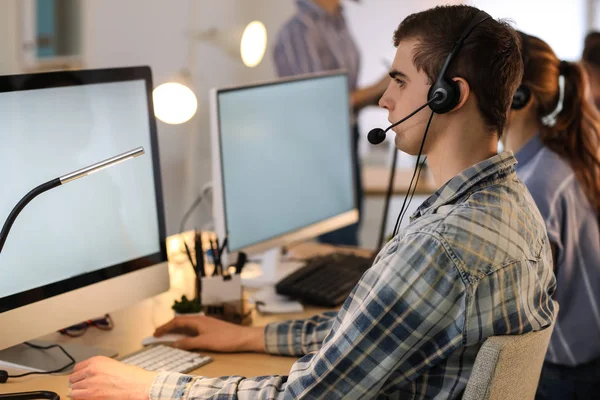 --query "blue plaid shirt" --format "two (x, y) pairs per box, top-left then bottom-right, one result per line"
(273, 0), (360, 92)
(150, 152), (556, 399)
